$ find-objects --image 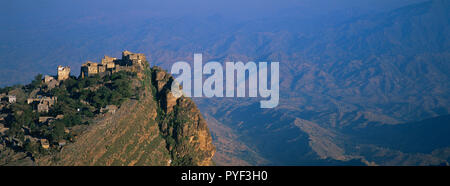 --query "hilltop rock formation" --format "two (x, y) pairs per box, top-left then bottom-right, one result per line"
(0, 51), (215, 166)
